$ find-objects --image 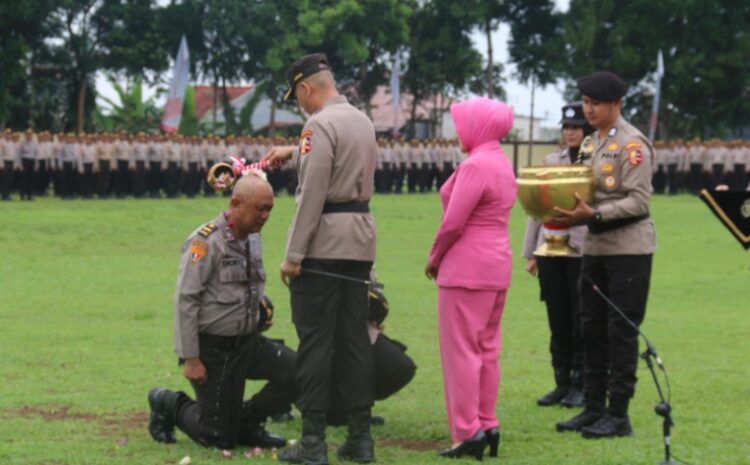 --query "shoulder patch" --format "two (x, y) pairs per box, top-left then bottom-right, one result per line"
(626, 142), (644, 165)
(197, 223), (218, 238)
(190, 240), (208, 263)
(299, 129), (313, 156)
